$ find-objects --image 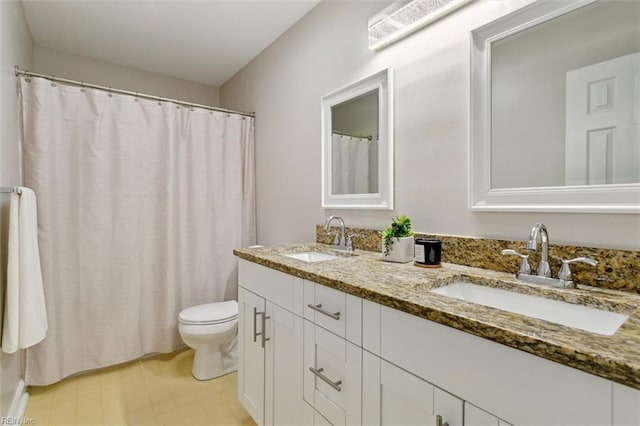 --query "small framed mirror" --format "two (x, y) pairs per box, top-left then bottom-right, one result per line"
(470, 0), (640, 213)
(321, 68), (393, 209)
